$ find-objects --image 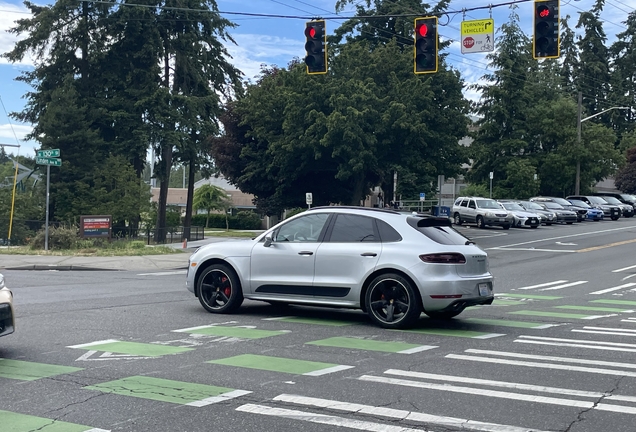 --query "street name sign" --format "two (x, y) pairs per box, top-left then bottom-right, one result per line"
(37, 149), (60, 158)
(460, 19), (494, 54)
(36, 156), (61, 166)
